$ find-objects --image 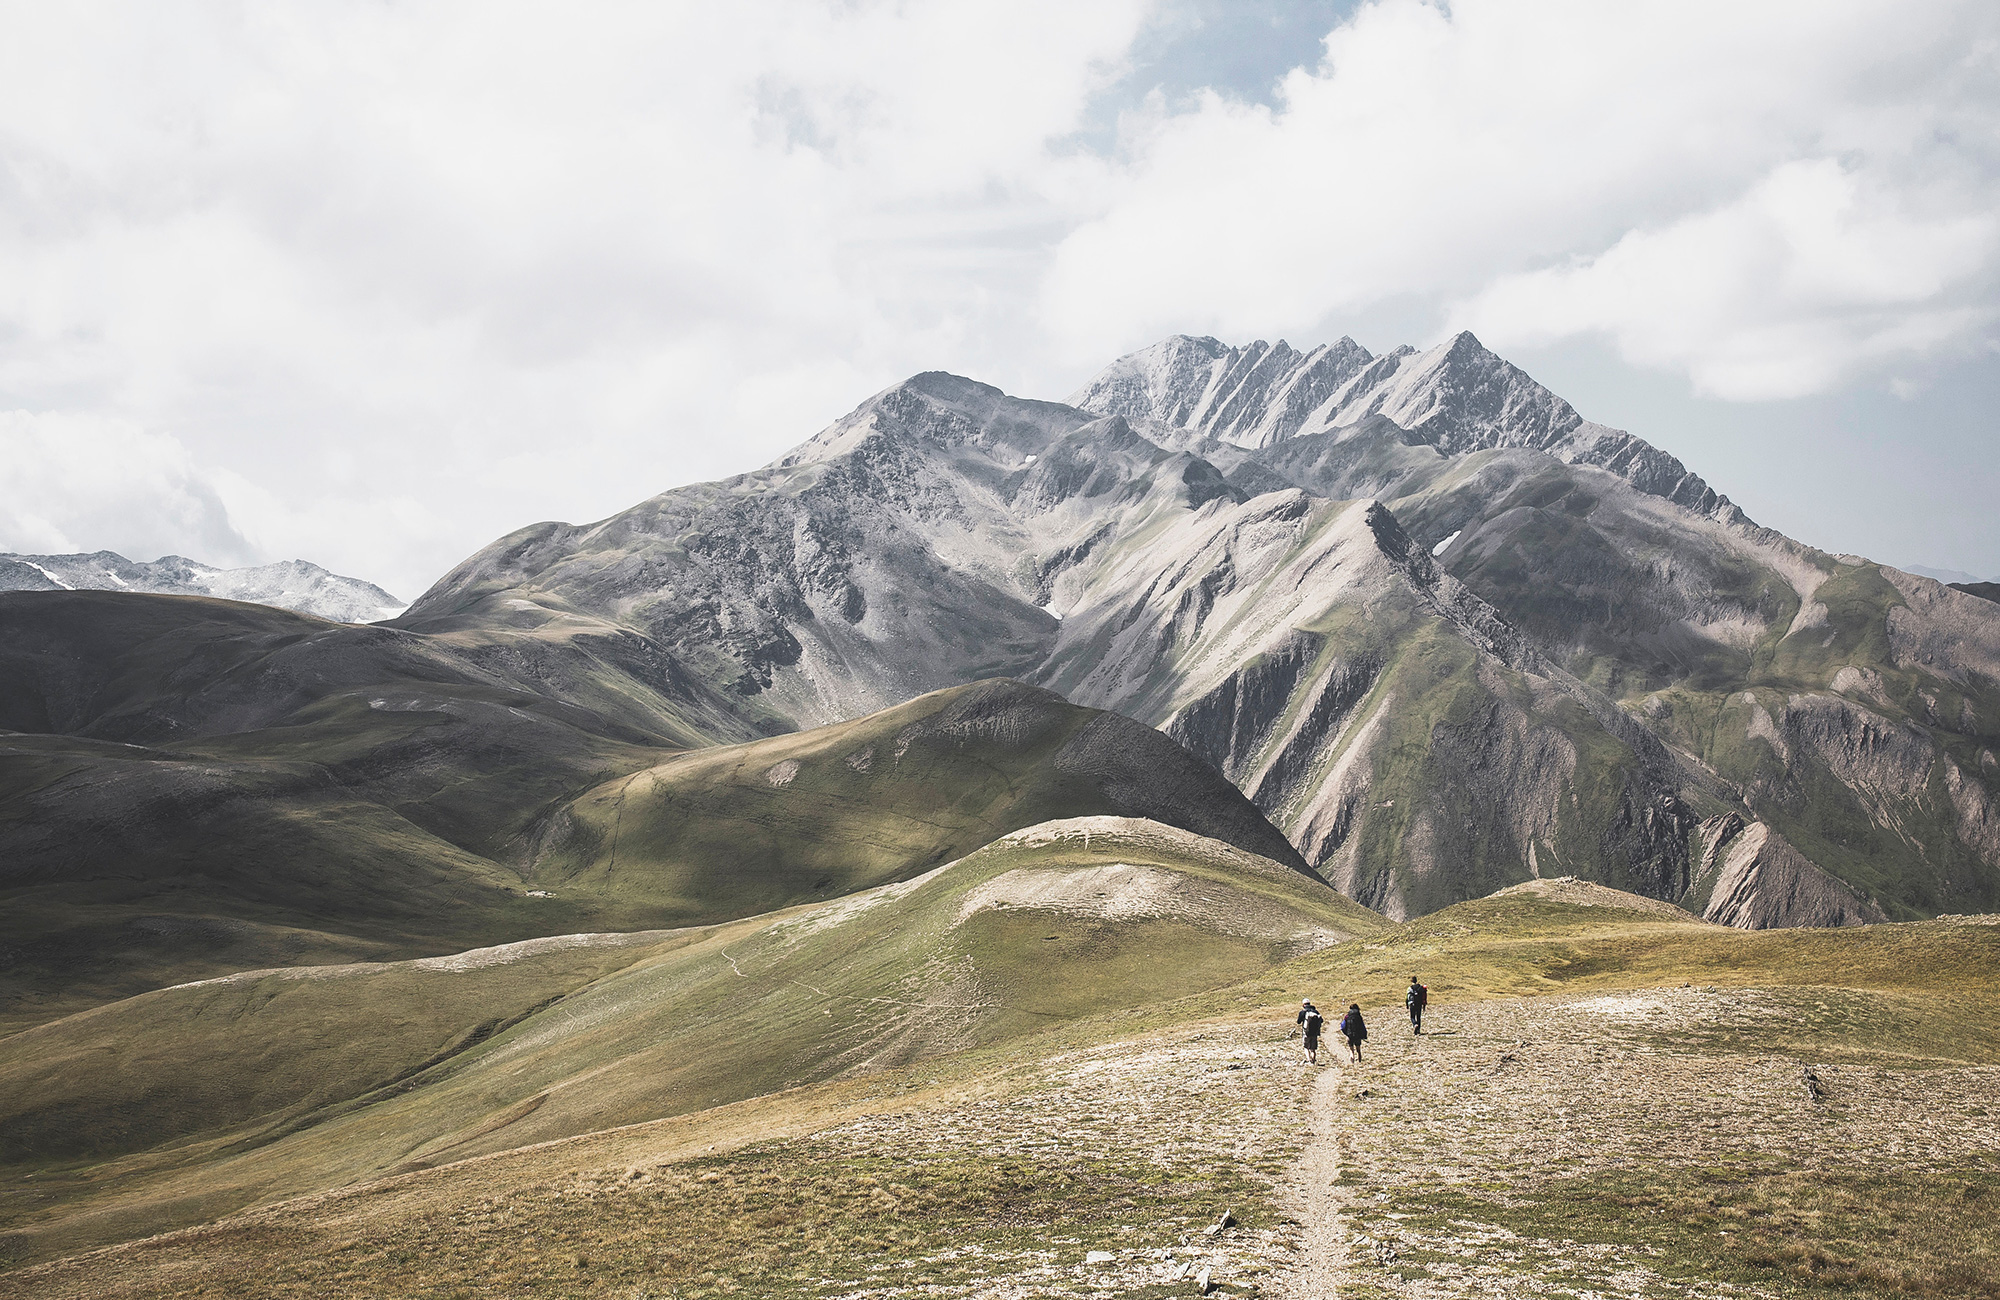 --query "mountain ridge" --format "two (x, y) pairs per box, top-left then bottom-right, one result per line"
(1071, 330), (1732, 516)
(391, 334), (2000, 928)
(0, 550), (404, 623)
